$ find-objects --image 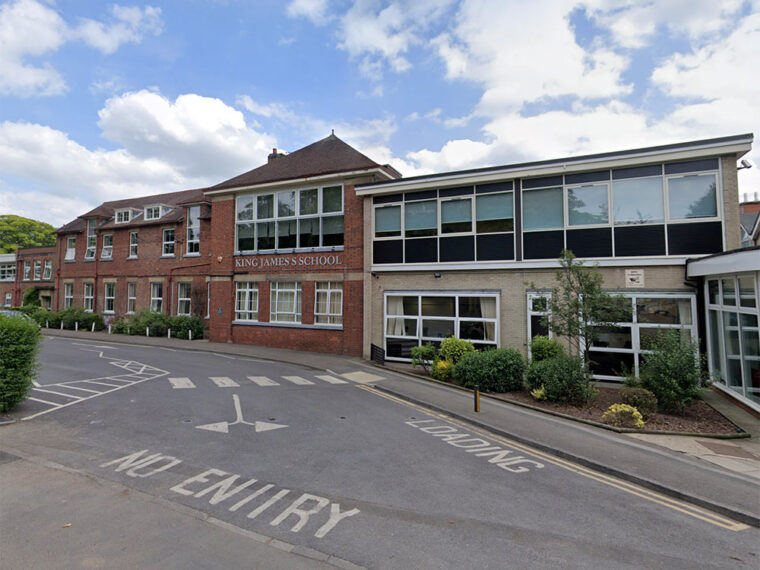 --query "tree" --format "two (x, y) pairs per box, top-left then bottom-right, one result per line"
(547, 250), (630, 366)
(0, 215), (56, 253)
